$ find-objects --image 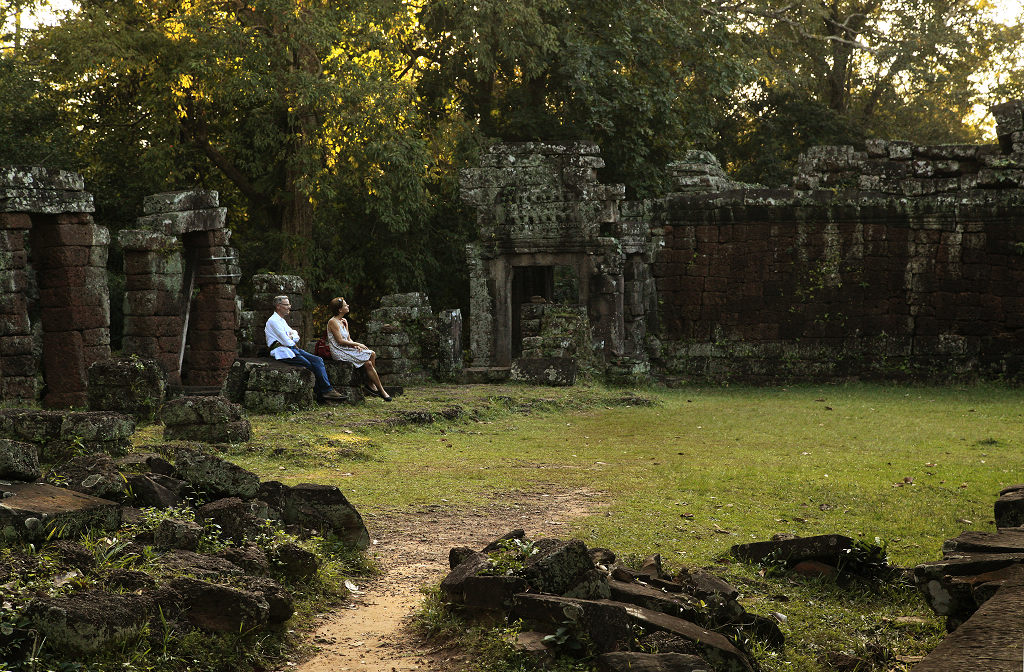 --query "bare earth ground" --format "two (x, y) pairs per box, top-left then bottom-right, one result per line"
(296, 488), (605, 672)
